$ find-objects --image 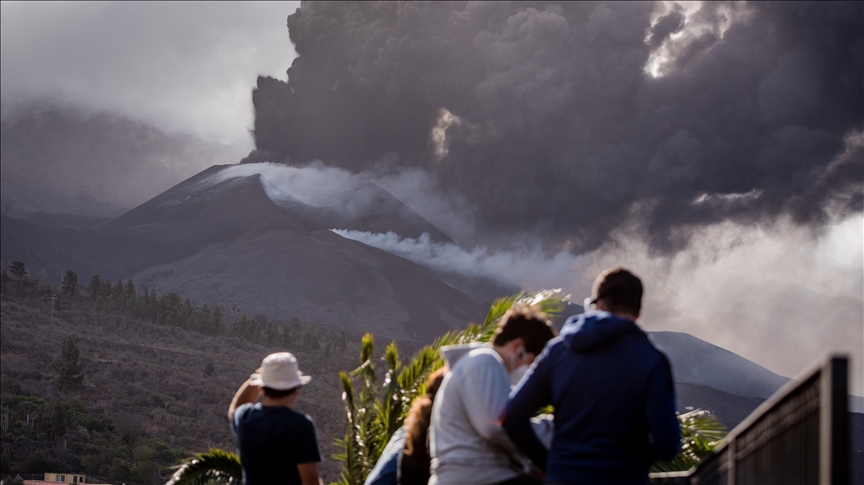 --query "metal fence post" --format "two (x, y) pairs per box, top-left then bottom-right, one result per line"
(819, 356), (848, 485)
(727, 437), (735, 485)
